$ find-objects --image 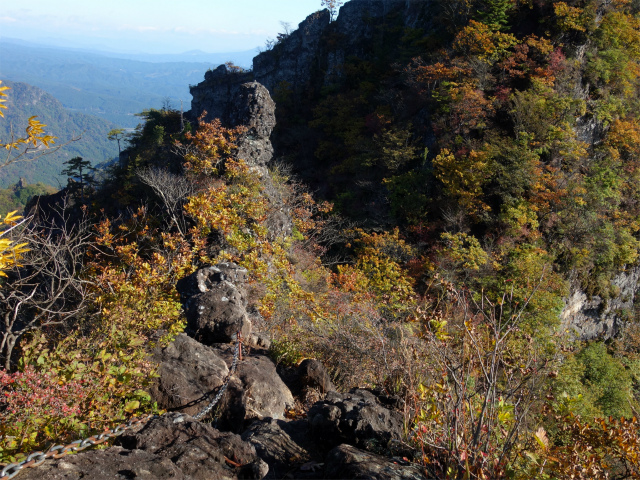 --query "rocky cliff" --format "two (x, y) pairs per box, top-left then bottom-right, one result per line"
(561, 266), (640, 340)
(189, 1), (640, 341)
